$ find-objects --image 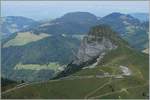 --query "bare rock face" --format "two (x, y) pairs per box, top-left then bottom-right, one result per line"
(73, 25), (118, 65)
(73, 36), (117, 65)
